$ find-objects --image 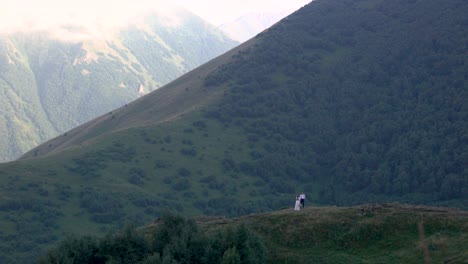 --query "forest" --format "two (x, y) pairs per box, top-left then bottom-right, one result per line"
(204, 0), (468, 206)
